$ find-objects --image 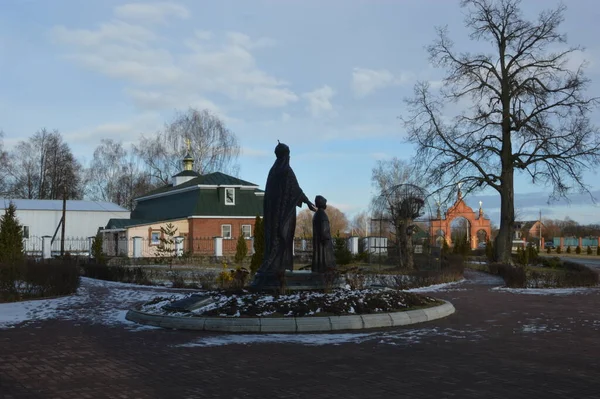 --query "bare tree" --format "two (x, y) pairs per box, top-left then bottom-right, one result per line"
(350, 211), (370, 237)
(295, 205), (349, 238)
(404, 0), (600, 262)
(135, 108), (241, 185)
(8, 129), (82, 199)
(85, 139), (154, 209)
(0, 131), (10, 196)
(371, 158), (426, 269)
